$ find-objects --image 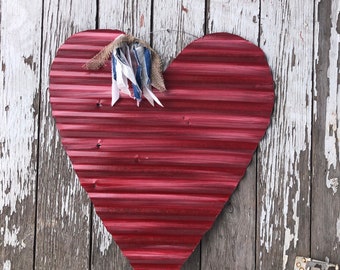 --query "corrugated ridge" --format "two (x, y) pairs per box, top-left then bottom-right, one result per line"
(49, 30), (274, 269)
